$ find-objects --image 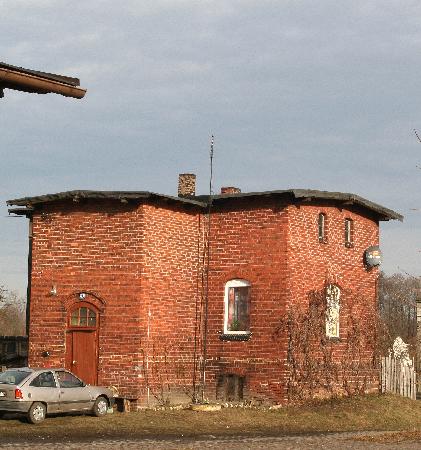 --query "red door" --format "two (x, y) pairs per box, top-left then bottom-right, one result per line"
(66, 304), (99, 385)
